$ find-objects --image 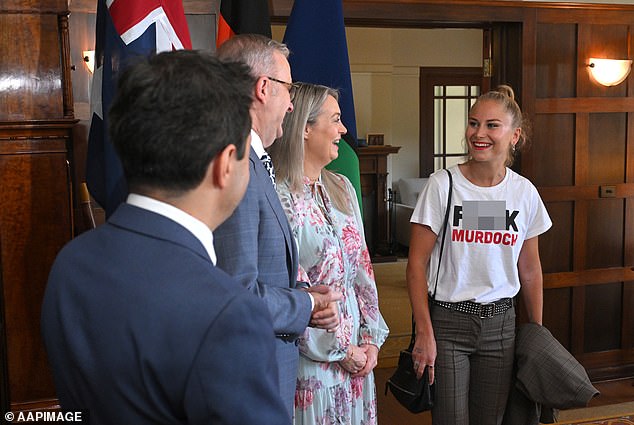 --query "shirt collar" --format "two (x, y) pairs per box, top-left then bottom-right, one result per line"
(126, 193), (217, 265)
(250, 129), (266, 158)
